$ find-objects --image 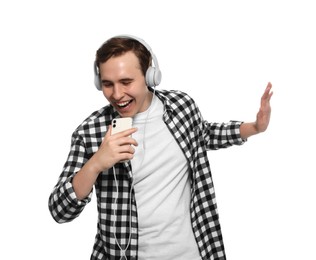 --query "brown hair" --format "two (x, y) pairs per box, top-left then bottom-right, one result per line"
(95, 37), (152, 76)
